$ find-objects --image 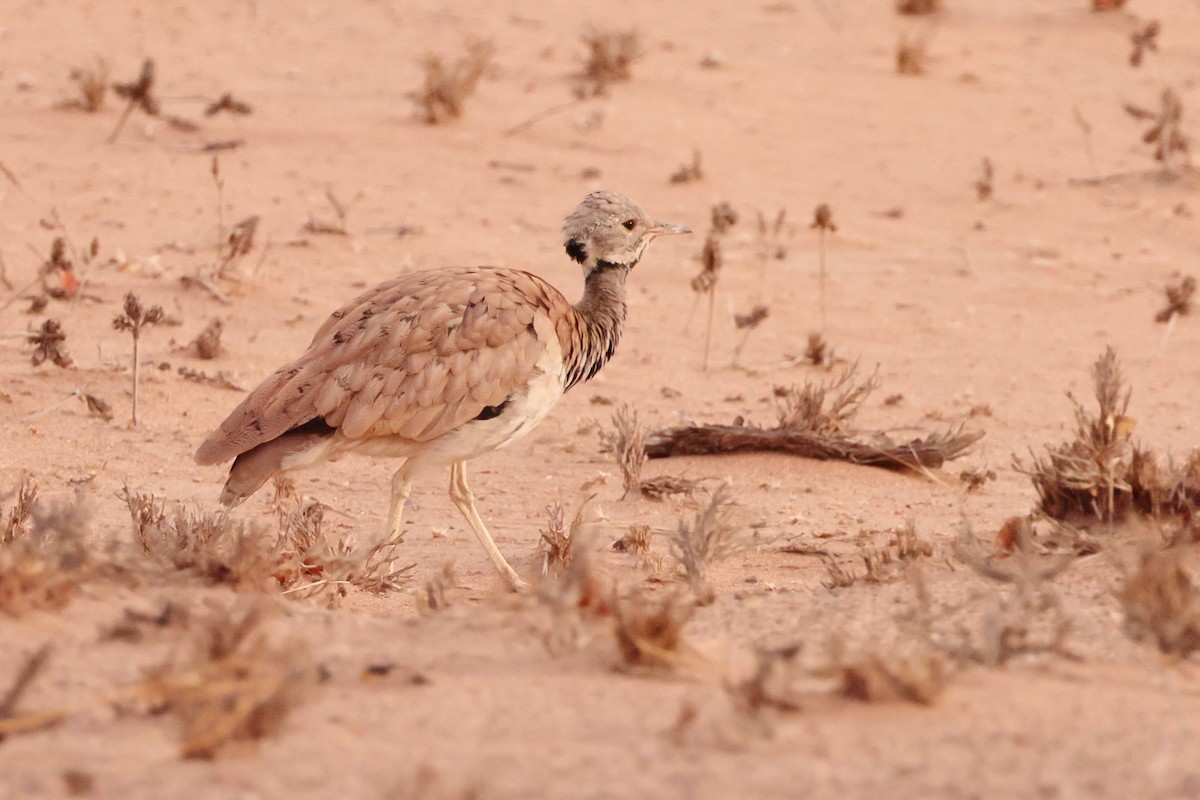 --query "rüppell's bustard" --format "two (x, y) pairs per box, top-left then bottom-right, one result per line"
(194, 192), (690, 590)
